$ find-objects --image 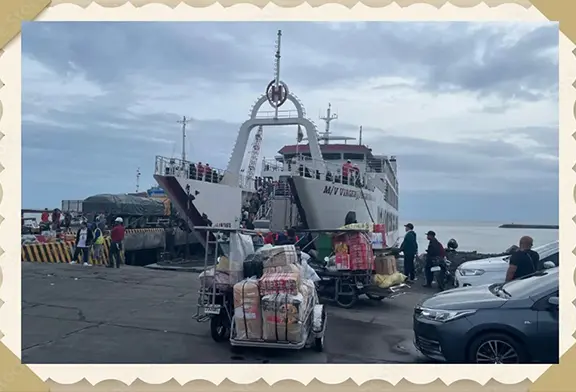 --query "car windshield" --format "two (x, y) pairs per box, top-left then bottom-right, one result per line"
(498, 269), (558, 298)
